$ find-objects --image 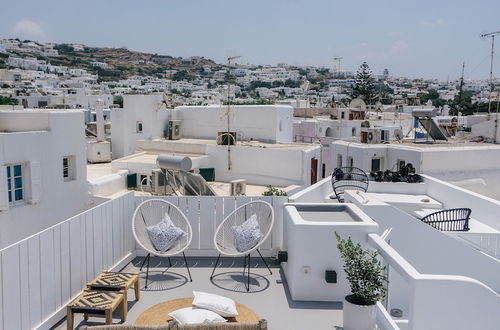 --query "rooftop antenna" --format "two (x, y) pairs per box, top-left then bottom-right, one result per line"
(333, 56), (343, 77)
(226, 55), (241, 171)
(458, 62), (465, 115)
(481, 30), (500, 116)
